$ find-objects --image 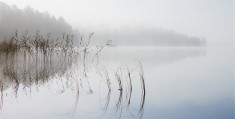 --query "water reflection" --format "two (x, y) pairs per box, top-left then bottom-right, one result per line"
(0, 45), (146, 119)
(100, 47), (206, 66)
